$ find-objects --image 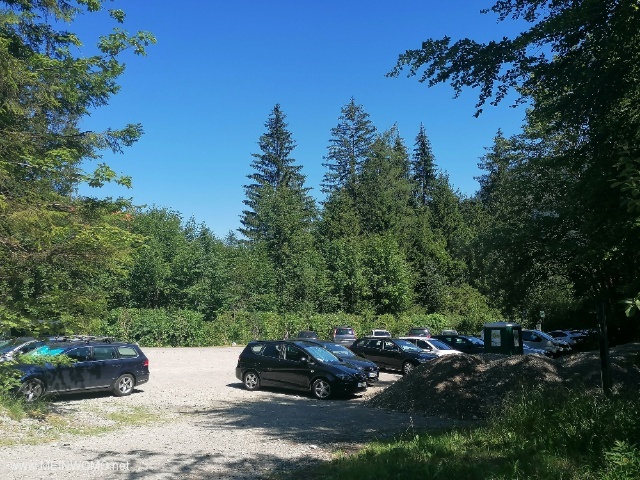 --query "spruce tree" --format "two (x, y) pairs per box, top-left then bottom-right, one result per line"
(240, 104), (311, 241)
(321, 98), (376, 195)
(411, 124), (437, 206)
